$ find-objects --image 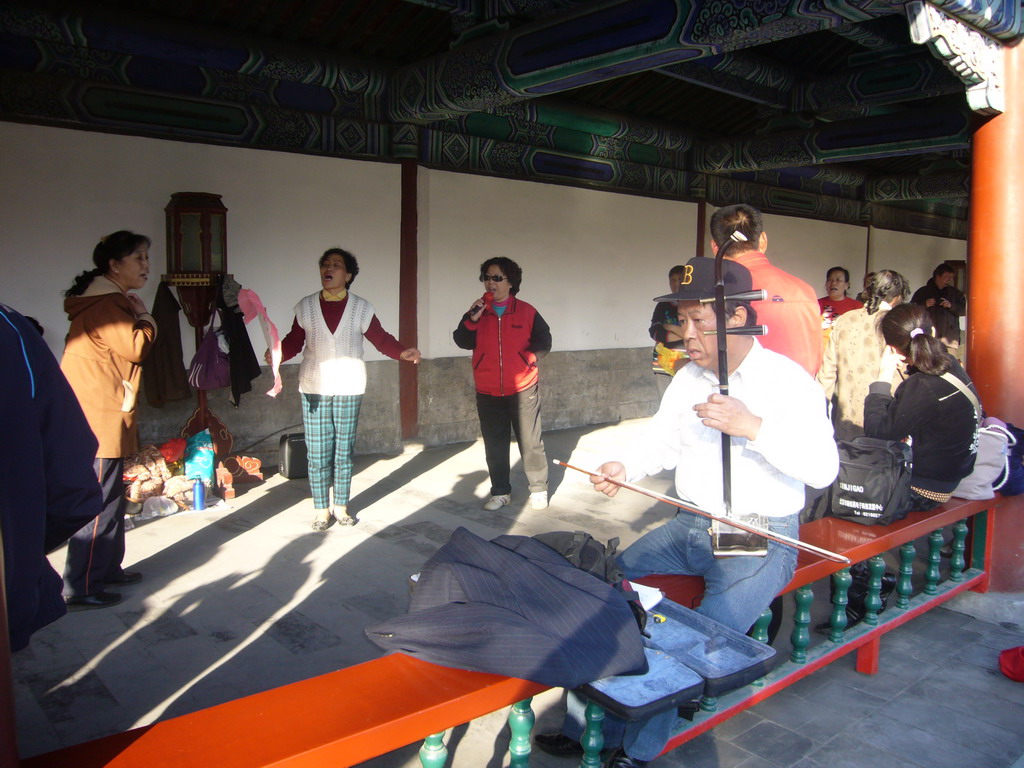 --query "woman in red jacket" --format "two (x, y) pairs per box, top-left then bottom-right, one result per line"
(454, 258), (552, 511)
